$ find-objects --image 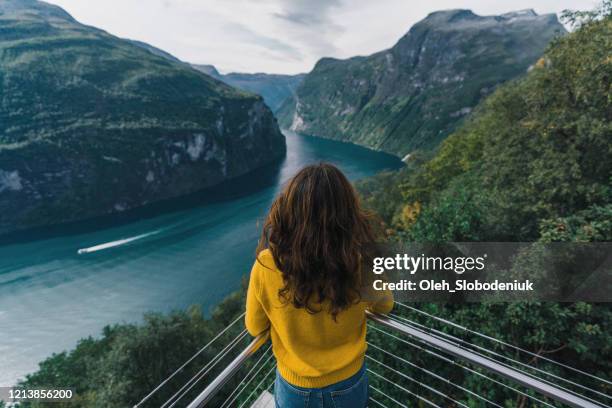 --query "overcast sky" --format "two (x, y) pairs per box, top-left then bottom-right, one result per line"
(46, 0), (596, 75)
